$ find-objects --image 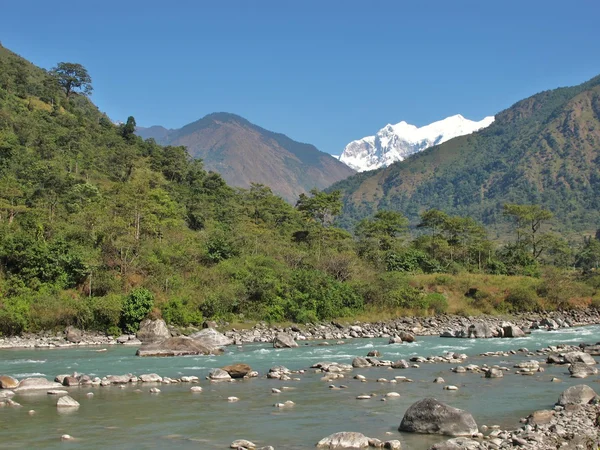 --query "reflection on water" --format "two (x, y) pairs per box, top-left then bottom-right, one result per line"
(0, 325), (599, 449)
